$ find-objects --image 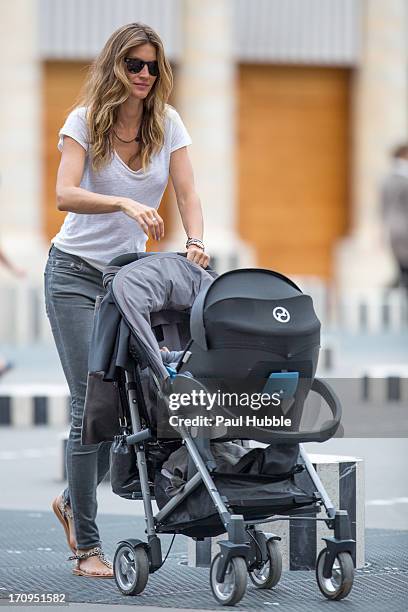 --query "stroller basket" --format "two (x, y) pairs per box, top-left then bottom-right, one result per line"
(155, 470), (317, 538)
